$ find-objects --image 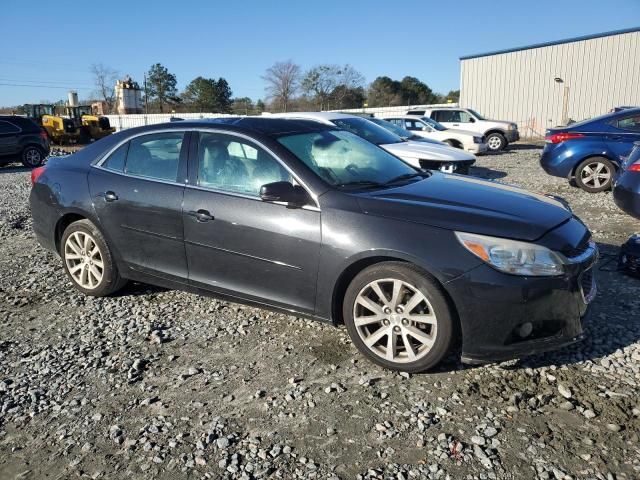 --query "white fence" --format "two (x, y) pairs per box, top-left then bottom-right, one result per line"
(329, 103), (459, 117)
(104, 104), (460, 132)
(104, 112), (237, 132)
